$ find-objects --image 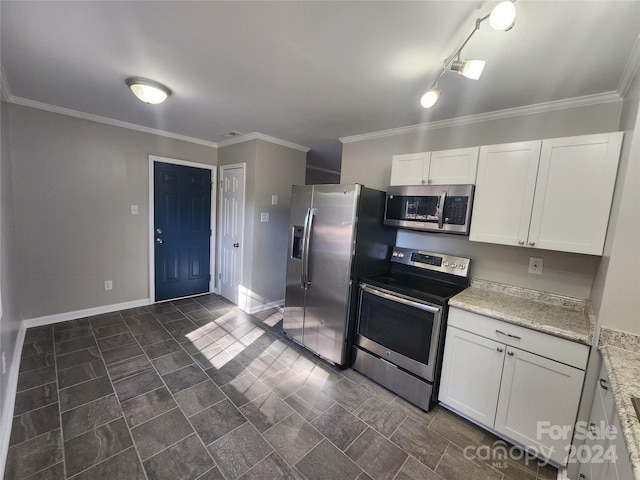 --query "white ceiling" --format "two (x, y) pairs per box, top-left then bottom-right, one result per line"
(1, 1), (639, 173)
